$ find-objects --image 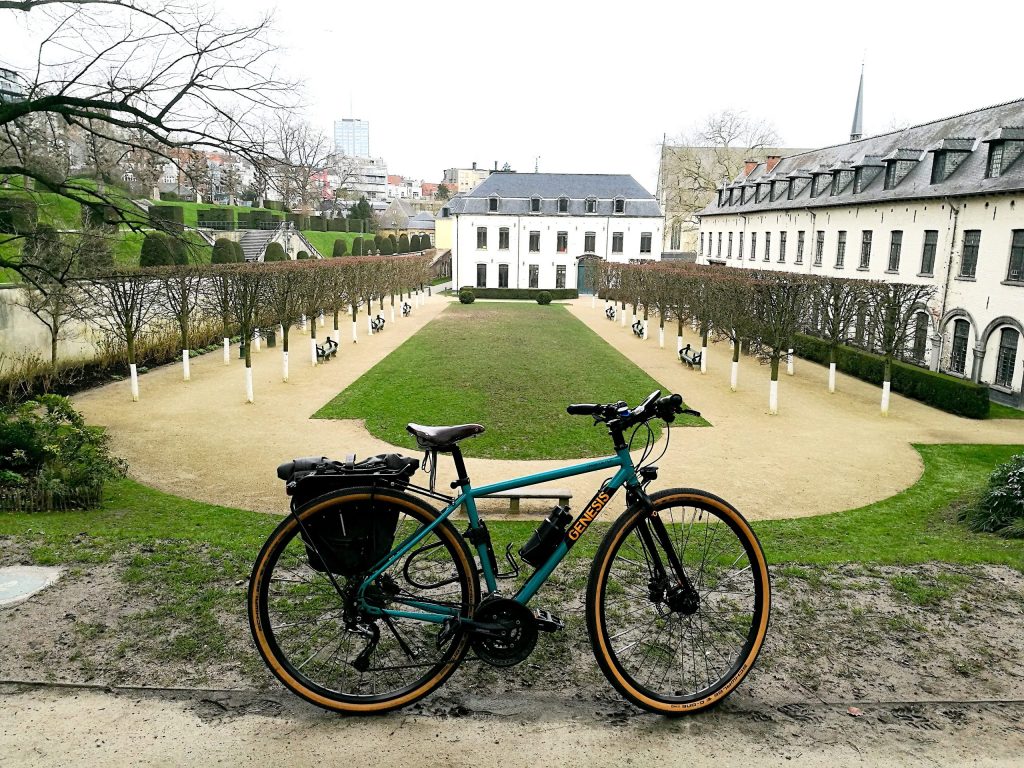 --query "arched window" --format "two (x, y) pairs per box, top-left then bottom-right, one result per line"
(911, 313), (929, 362)
(949, 319), (970, 374)
(995, 328), (1019, 387)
